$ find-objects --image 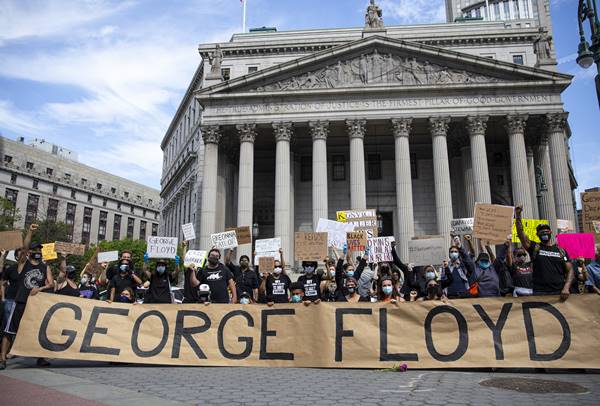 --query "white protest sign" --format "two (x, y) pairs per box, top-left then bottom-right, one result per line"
(254, 238), (281, 264)
(210, 230), (238, 249)
(451, 218), (474, 235)
(557, 219), (574, 232)
(316, 218), (355, 250)
(408, 238), (447, 266)
(182, 223), (196, 241)
(184, 250), (207, 268)
(367, 237), (395, 263)
(97, 251), (119, 263)
(147, 236), (178, 259)
(6, 250), (16, 262)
